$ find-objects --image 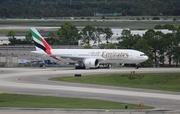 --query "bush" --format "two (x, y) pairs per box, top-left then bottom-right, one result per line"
(83, 45), (92, 49)
(152, 17), (160, 20)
